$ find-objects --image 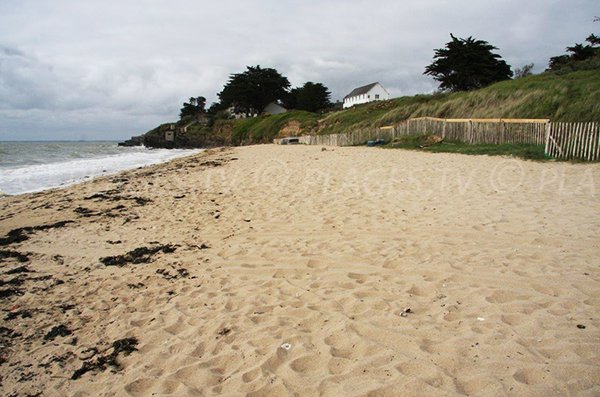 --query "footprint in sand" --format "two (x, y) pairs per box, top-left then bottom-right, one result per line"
(513, 368), (547, 385)
(124, 378), (157, 397)
(242, 367), (261, 383)
(347, 272), (368, 284)
(485, 290), (527, 304)
(289, 354), (322, 373)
